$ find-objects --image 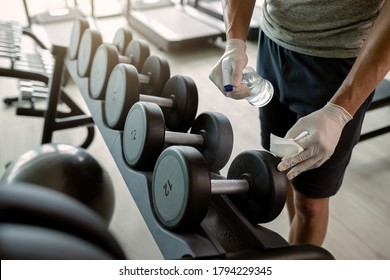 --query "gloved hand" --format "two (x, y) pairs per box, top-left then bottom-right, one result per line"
(209, 39), (250, 99)
(278, 102), (353, 180)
